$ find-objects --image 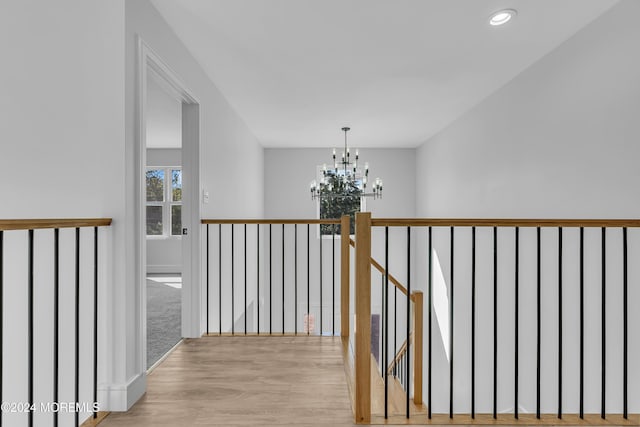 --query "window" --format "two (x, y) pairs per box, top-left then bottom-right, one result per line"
(146, 167), (182, 236)
(317, 167), (362, 236)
